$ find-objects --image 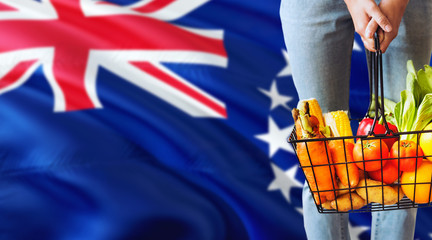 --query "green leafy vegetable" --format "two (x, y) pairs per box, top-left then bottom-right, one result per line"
(412, 94), (432, 131)
(395, 61), (432, 140)
(401, 90), (416, 133)
(417, 64), (432, 98)
(367, 95), (397, 125)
